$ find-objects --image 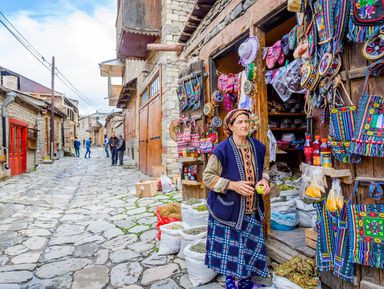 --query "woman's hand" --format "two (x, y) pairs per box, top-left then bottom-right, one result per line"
(228, 181), (255, 197)
(256, 179), (271, 195)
